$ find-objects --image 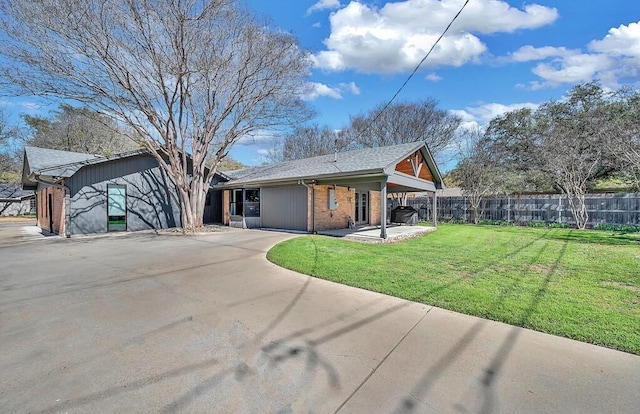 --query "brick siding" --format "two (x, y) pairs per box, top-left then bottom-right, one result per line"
(37, 185), (66, 235)
(312, 185), (355, 231)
